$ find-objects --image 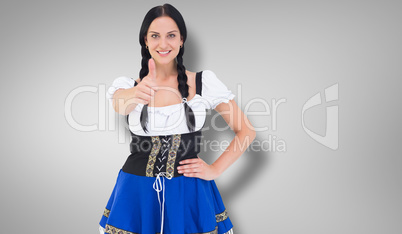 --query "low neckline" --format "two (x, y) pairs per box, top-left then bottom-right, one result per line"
(147, 94), (199, 109)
